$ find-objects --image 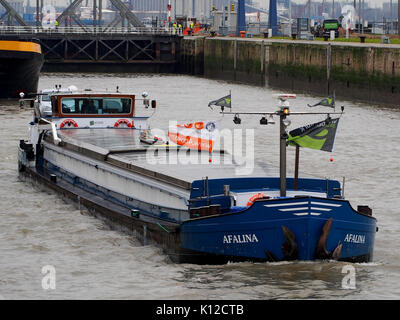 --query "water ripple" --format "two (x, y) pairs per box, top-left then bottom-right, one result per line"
(0, 73), (399, 299)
